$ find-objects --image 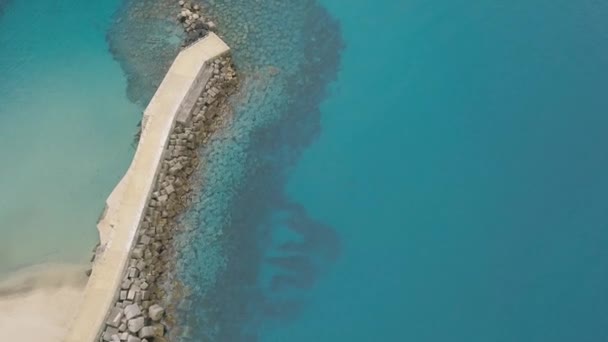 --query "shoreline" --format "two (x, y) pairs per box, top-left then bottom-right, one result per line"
(65, 29), (235, 341)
